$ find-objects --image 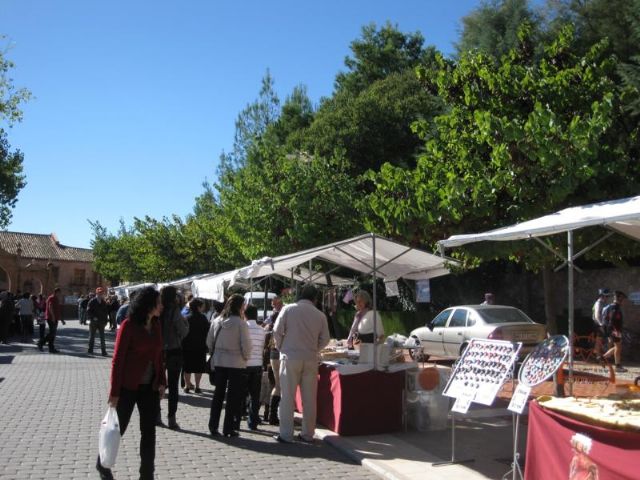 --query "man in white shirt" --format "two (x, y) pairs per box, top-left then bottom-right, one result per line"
(243, 304), (266, 430)
(273, 284), (330, 443)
